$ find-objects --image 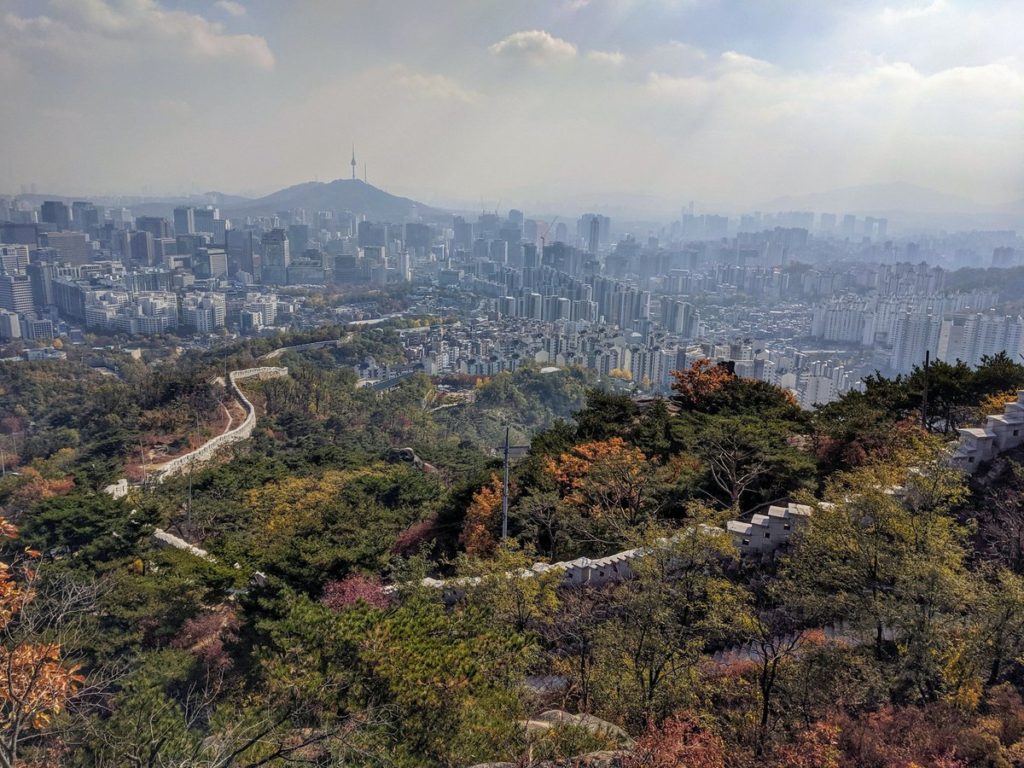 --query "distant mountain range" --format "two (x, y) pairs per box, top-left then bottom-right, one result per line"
(10, 179), (1023, 231)
(11, 179), (446, 223)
